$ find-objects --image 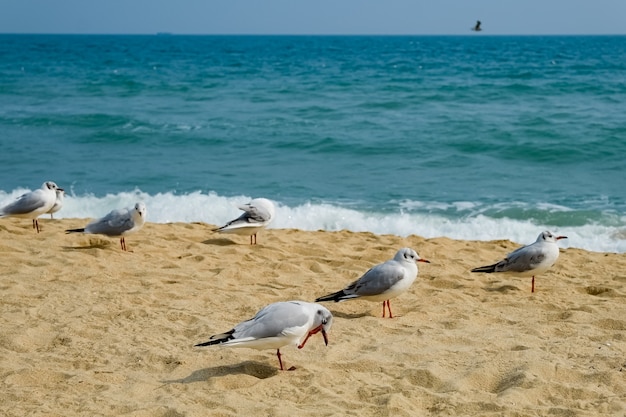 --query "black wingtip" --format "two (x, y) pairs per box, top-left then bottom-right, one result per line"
(195, 330), (235, 347)
(195, 340), (219, 347)
(315, 291), (345, 303)
(65, 228), (85, 234)
(471, 264), (497, 273)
